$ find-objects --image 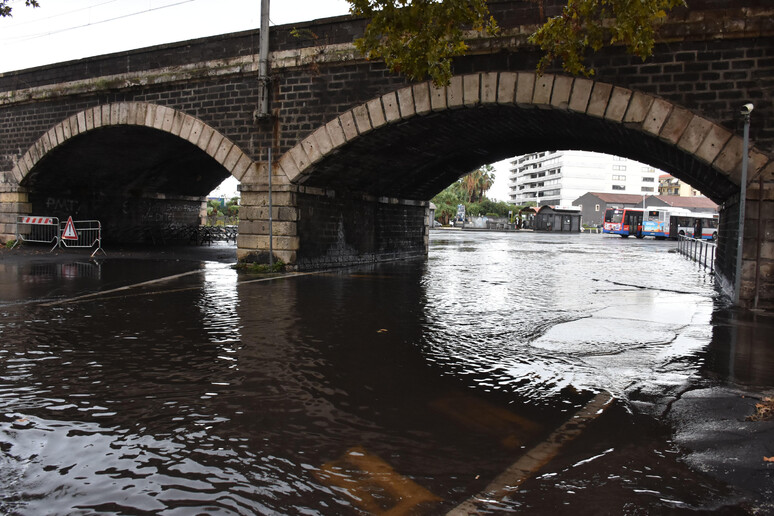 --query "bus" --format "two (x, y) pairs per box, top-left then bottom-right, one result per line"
(603, 208), (644, 237)
(676, 212), (719, 240)
(641, 207), (692, 239)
